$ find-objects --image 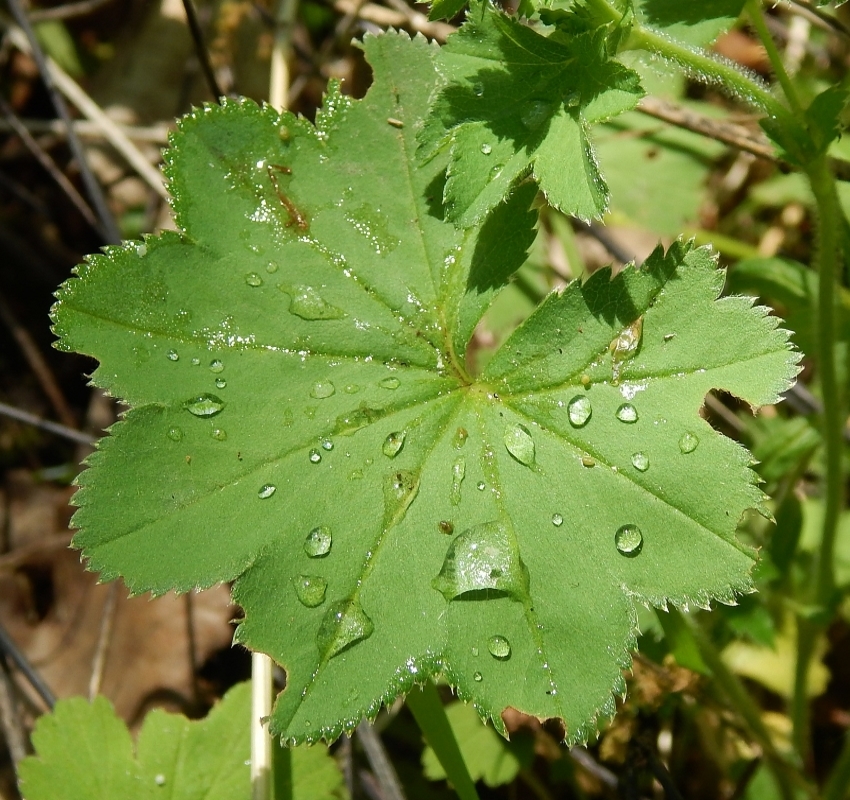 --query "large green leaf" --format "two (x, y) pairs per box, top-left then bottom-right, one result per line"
(53, 31), (797, 745)
(419, 2), (644, 226)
